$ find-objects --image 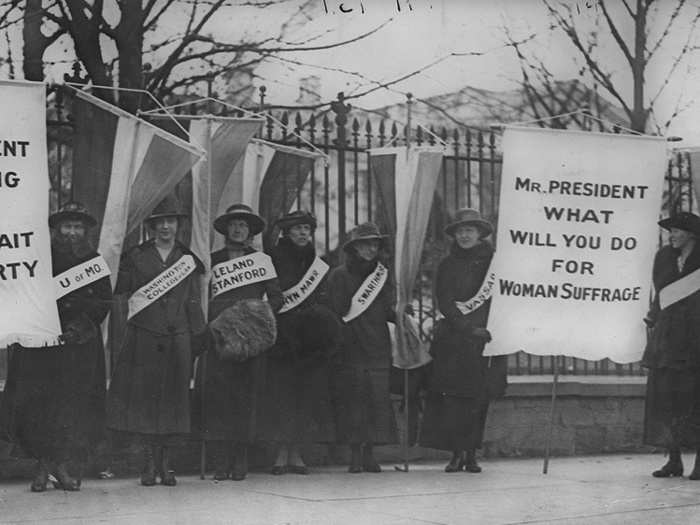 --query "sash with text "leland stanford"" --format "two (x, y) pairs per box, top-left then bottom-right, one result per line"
(54, 255), (111, 300)
(279, 256), (329, 314)
(127, 254), (197, 319)
(454, 261), (496, 315)
(342, 262), (388, 323)
(659, 266), (700, 310)
(210, 251), (277, 299)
